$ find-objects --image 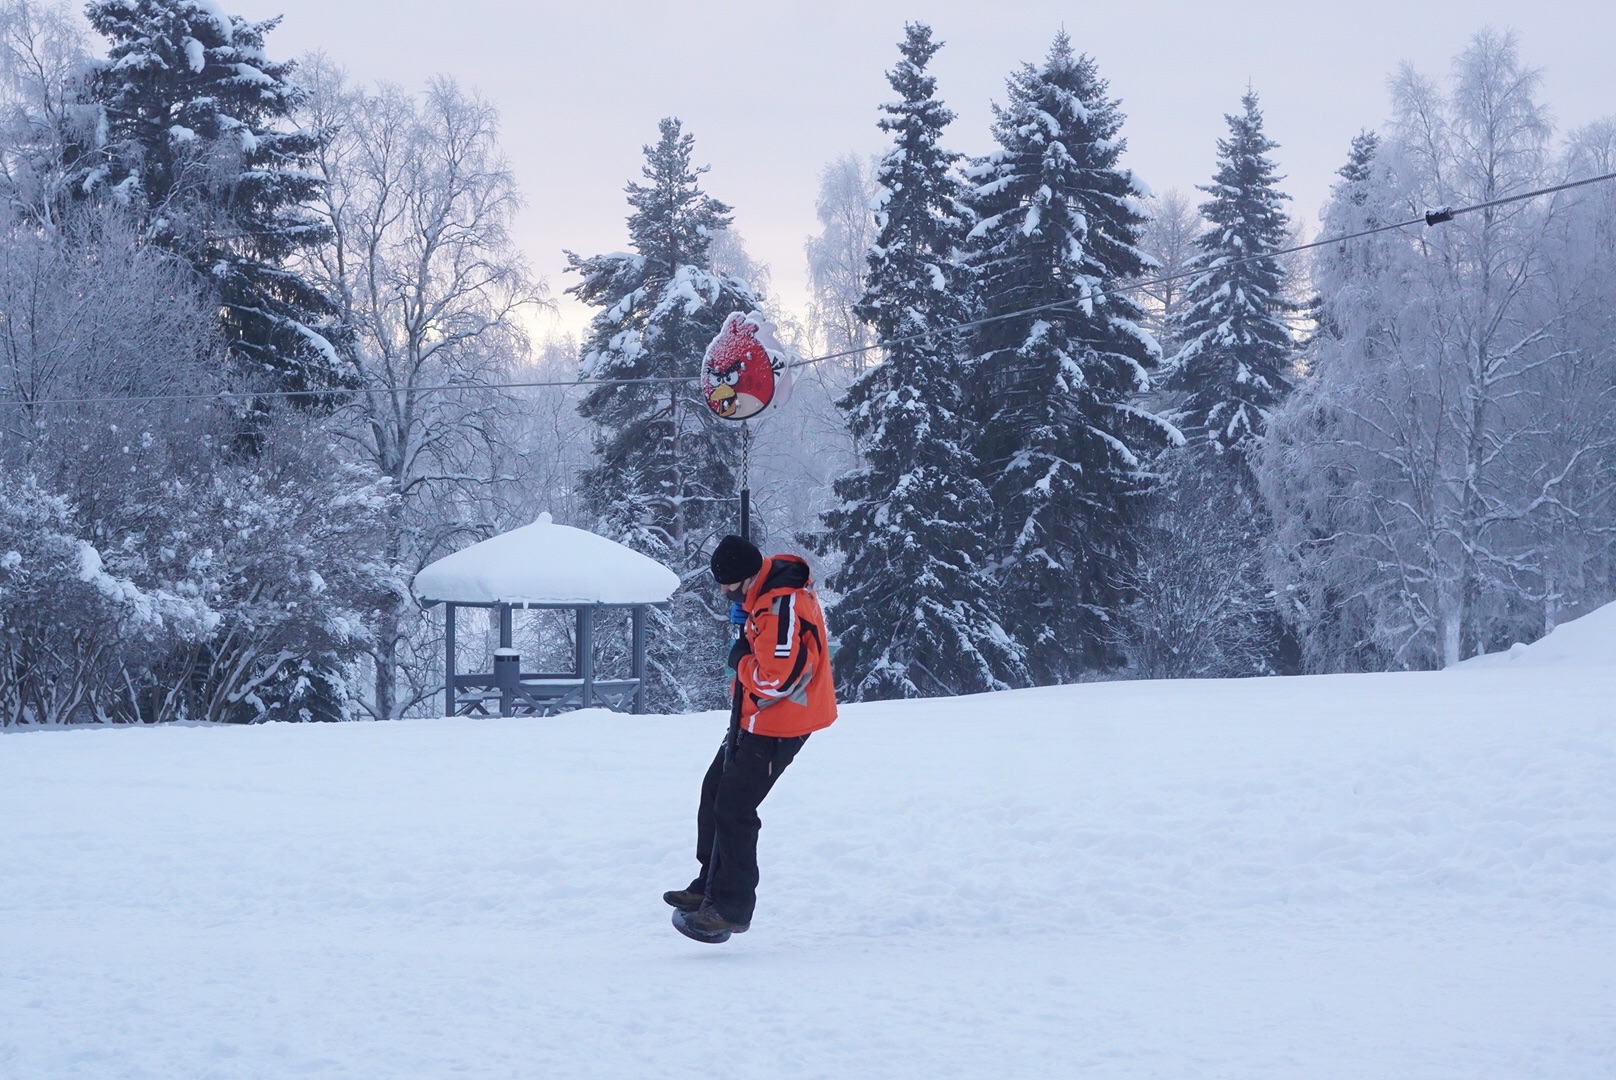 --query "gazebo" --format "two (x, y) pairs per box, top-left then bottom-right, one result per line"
(412, 513), (679, 716)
